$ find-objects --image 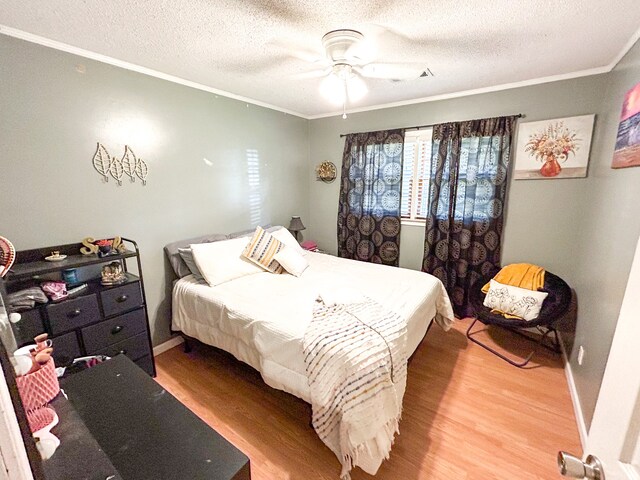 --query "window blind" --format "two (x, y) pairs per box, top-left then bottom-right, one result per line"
(400, 141), (415, 217)
(401, 129), (433, 220)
